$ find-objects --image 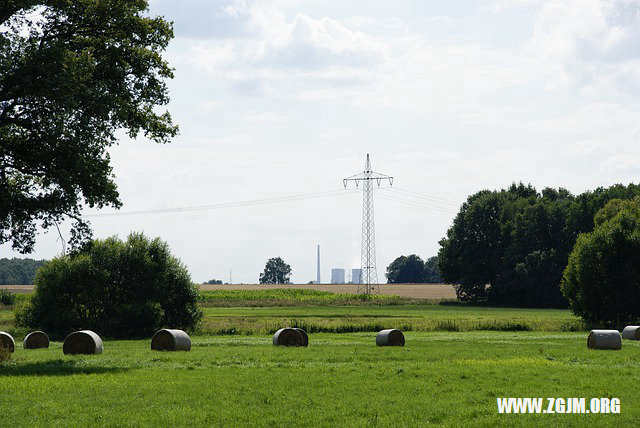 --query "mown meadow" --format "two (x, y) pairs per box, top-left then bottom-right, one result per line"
(0, 289), (636, 426)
